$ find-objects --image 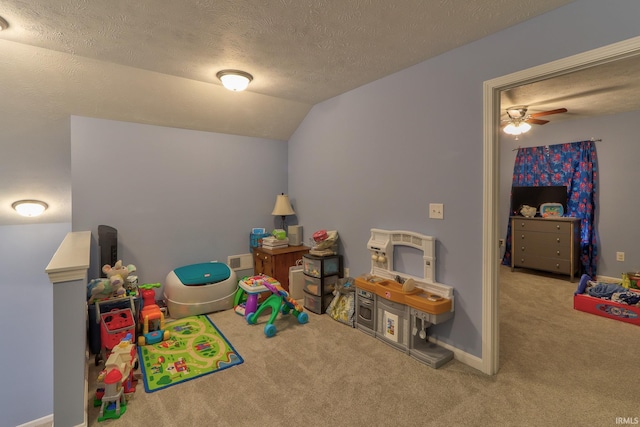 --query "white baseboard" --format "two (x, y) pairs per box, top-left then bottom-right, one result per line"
(16, 414), (53, 427)
(430, 336), (484, 371)
(596, 274), (622, 284)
